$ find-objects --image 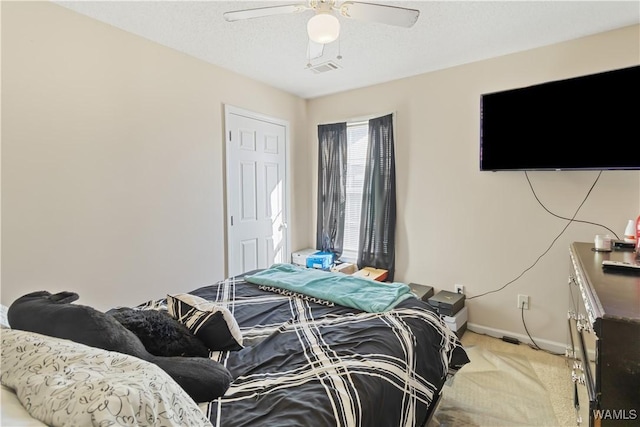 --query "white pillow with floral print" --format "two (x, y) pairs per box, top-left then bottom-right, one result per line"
(0, 304), (9, 328)
(0, 329), (213, 427)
